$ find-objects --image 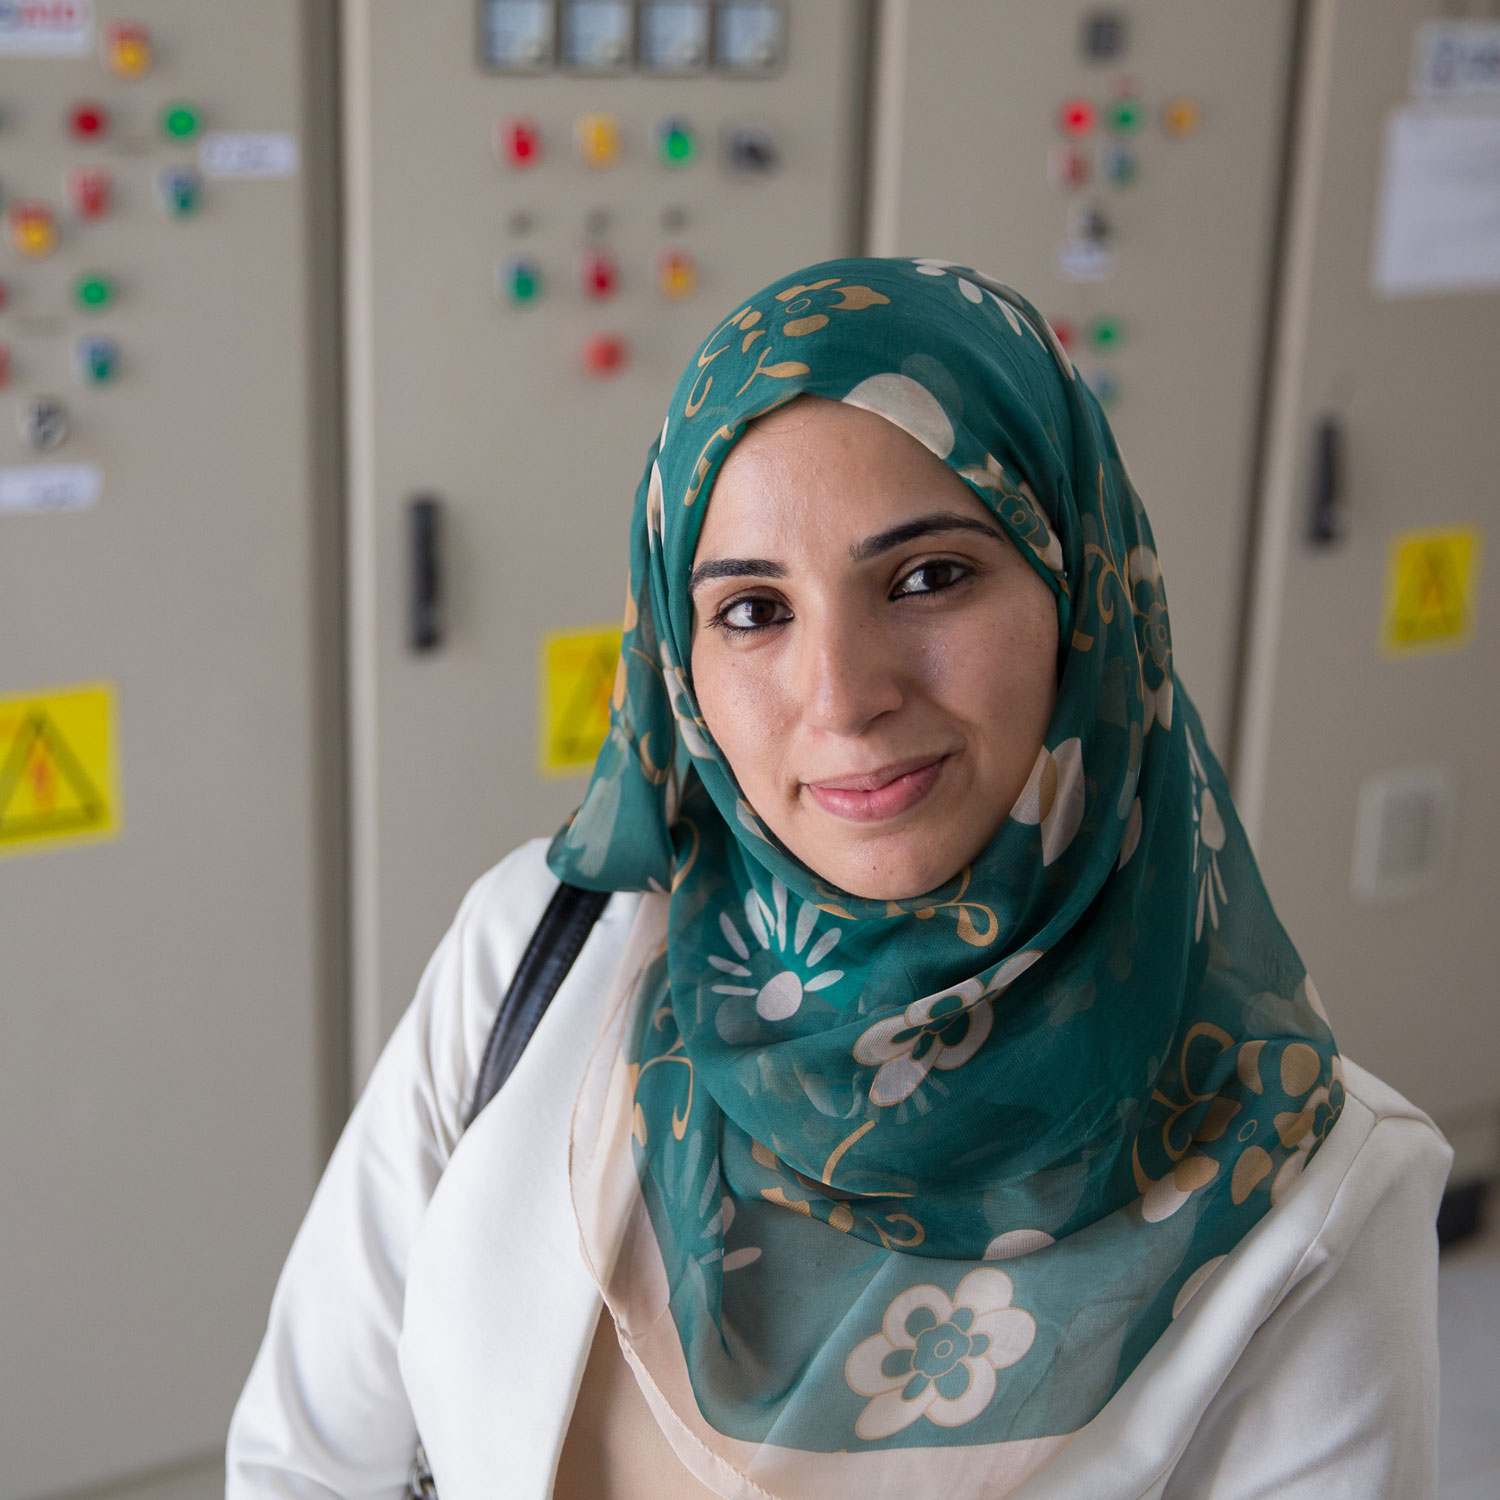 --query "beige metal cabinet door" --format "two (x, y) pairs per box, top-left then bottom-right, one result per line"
(345, 0), (869, 1072)
(868, 0), (1298, 749)
(1237, 0), (1500, 1137)
(0, 6), (340, 1496)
